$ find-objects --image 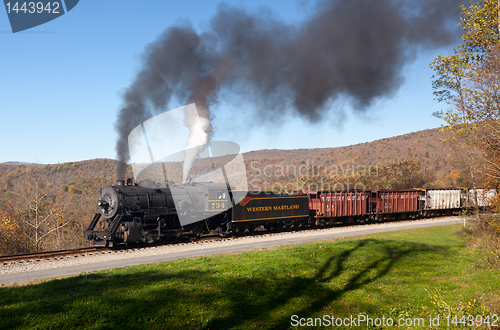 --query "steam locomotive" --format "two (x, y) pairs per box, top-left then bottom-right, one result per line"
(85, 179), (495, 247)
